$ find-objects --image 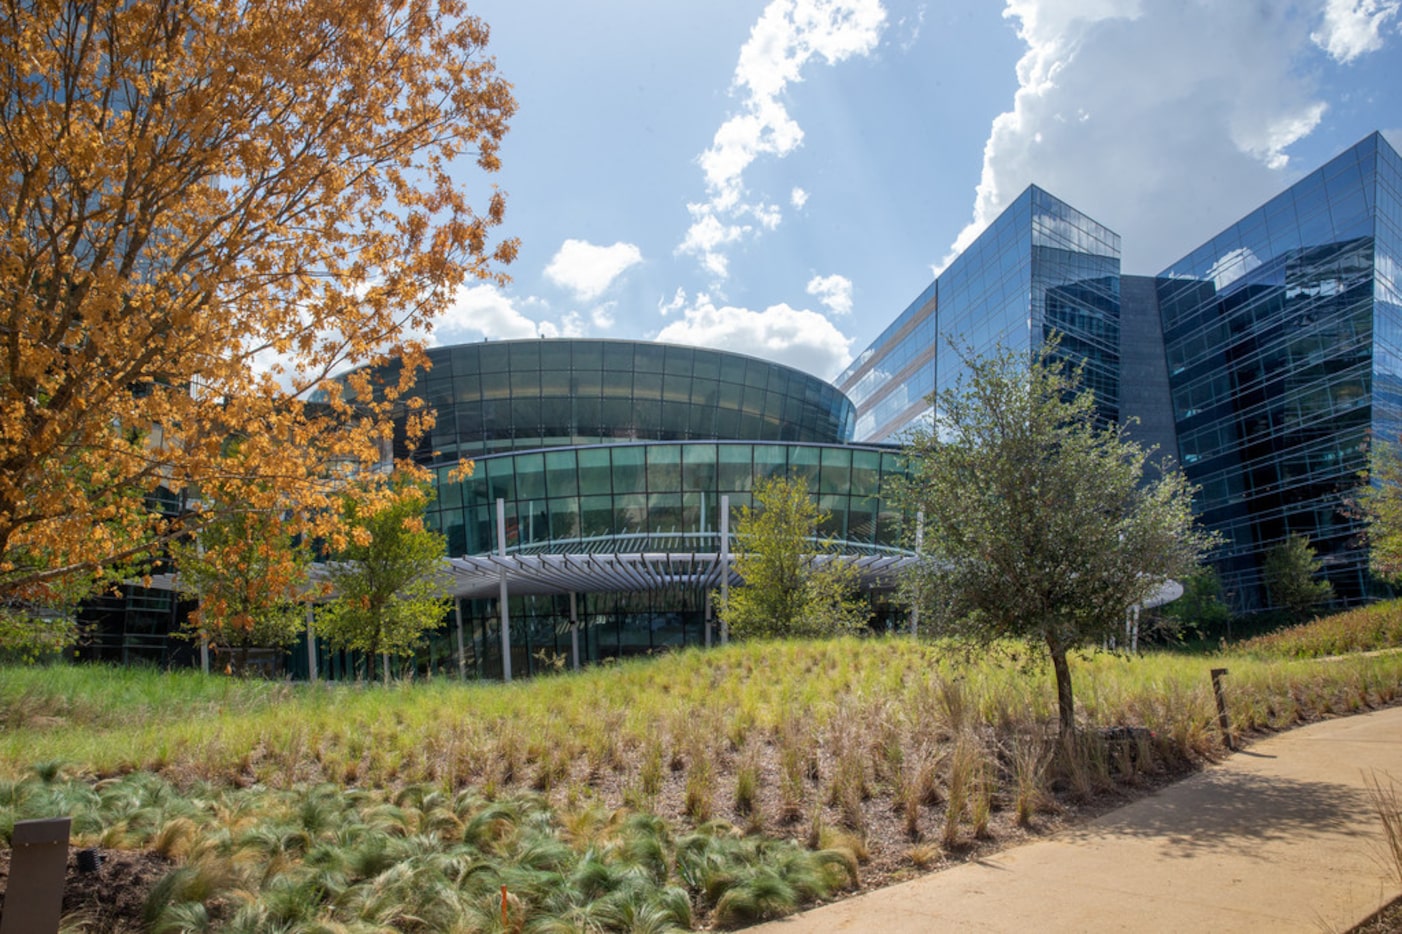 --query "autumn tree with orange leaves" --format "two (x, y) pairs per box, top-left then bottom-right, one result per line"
(168, 490), (317, 674)
(0, 0), (516, 633)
